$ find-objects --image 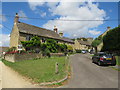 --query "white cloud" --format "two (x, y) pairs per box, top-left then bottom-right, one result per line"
(27, 1), (106, 38)
(0, 34), (10, 46)
(0, 9), (7, 22)
(0, 15), (7, 22)
(0, 24), (3, 29)
(89, 30), (101, 35)
(43, 2), (106, 38)
(27, 0), (45, 10)
(41, 12), (46, 17)
(18, 10), (28, 20)
(27, 0), (48, 17)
